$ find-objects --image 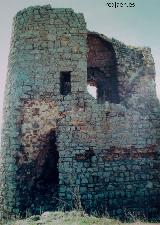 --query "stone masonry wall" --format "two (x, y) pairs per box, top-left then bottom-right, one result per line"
(0, 5), (87, 217)
(0, 5), (160, 219)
